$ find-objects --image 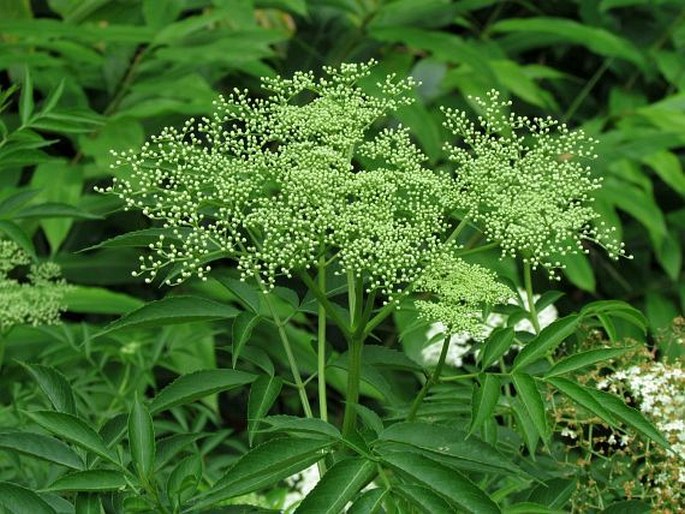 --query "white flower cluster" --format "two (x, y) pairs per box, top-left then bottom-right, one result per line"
(0, 240), (69, 332)
(283, 464), (319, 512)
(598, 361), (685, 497)
(443, 90), (628, 276)
(422, 288), (558, 367)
